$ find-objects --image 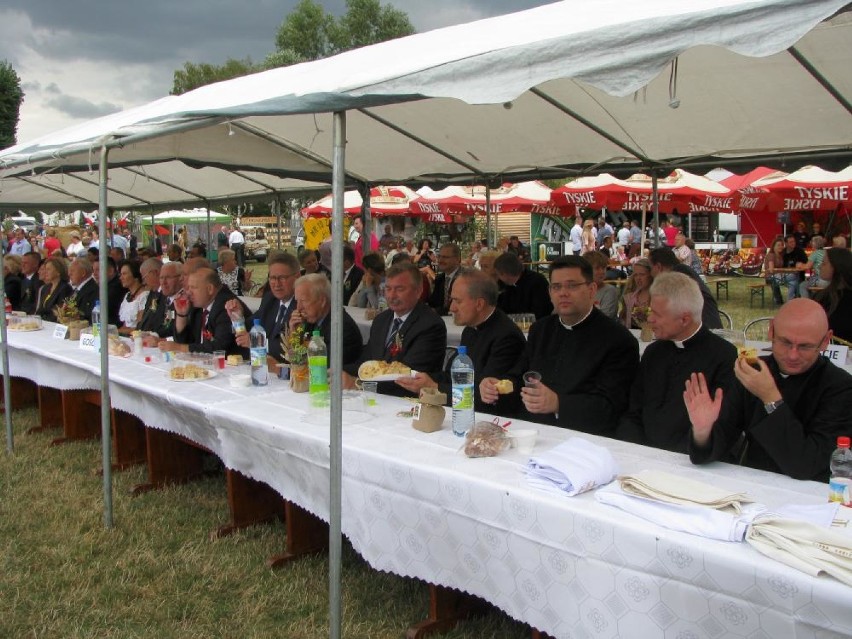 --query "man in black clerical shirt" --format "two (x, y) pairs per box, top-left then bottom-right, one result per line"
(493, 252), (553, 319)
(397, 268), (525, 415)
(685, 298), (852, 482)
(616, 272), (736, 452)
(483, 255), (638, 433)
